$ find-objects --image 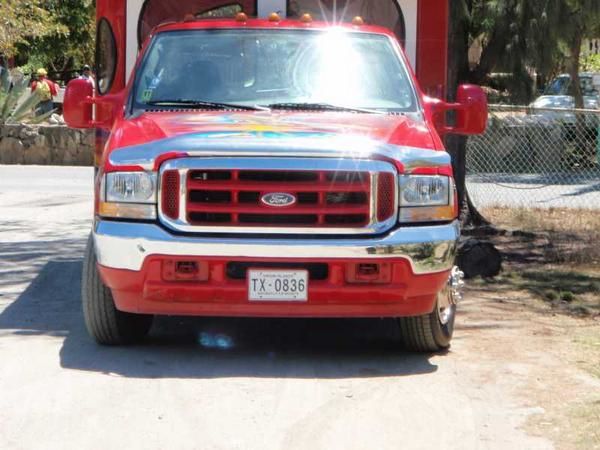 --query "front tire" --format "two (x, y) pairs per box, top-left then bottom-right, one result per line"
(398, 272), (460, 352)
(82, 235), (153, 345)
